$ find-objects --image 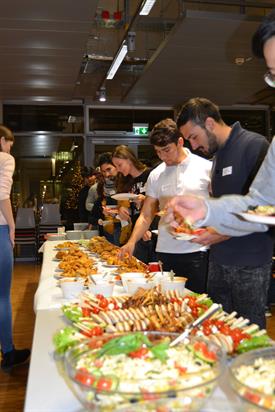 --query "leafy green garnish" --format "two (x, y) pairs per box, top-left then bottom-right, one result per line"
(236, 335), (271, 353)
(150, 342), (169, 362)
(97, 332), (169, 362)
(53, 326), (83, 355)
(62, 304), (82, 323)
(97, 333), (152, 357)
